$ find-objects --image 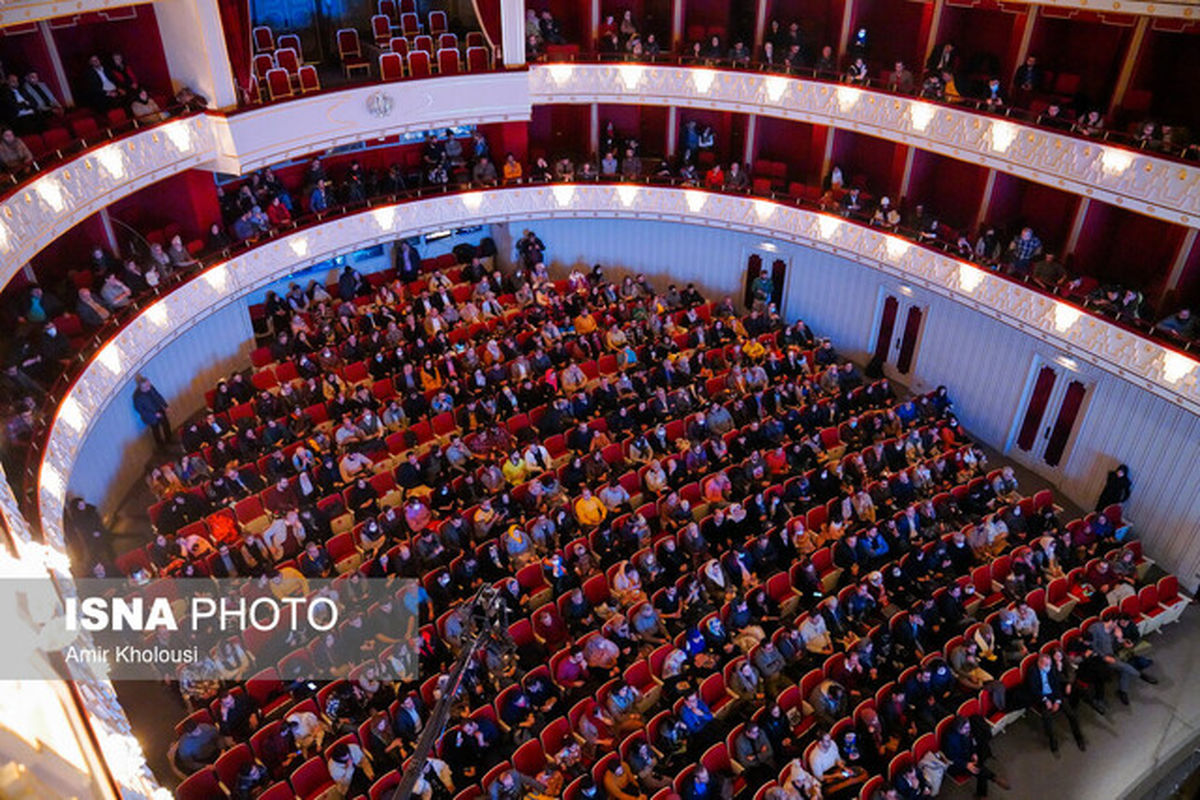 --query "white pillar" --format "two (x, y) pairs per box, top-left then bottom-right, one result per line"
(743, 114), (757, 167)
(666, 107), (678, 158)
(37, 22), (73, 107)
(155, 0), (238, 109)
(499, 0), (526, 67)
